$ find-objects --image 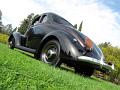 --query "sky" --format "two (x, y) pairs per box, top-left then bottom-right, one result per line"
(0, 0), (120, 47)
